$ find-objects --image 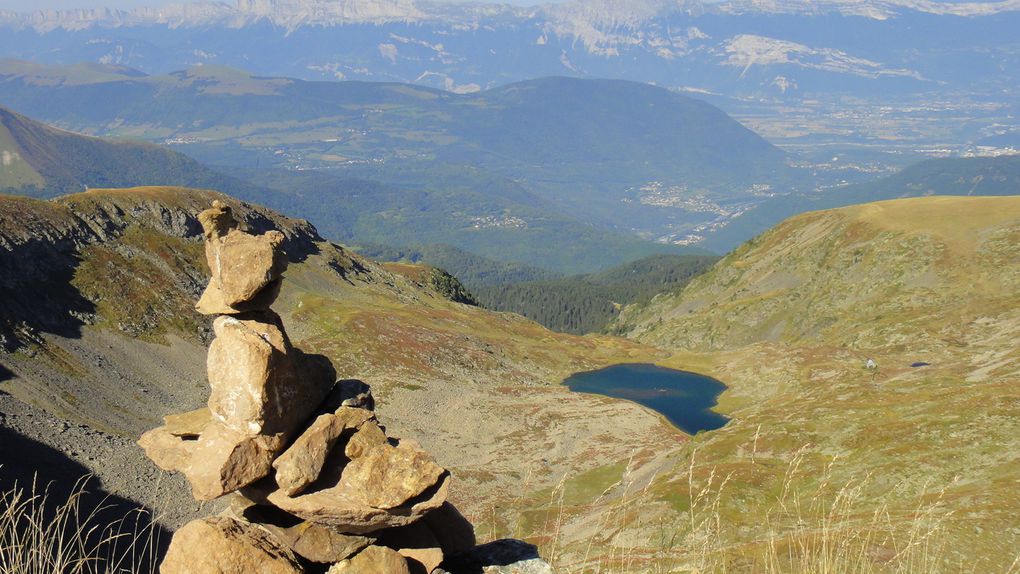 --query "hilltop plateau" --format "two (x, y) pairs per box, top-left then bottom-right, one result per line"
(609, 196), (1020, 570)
